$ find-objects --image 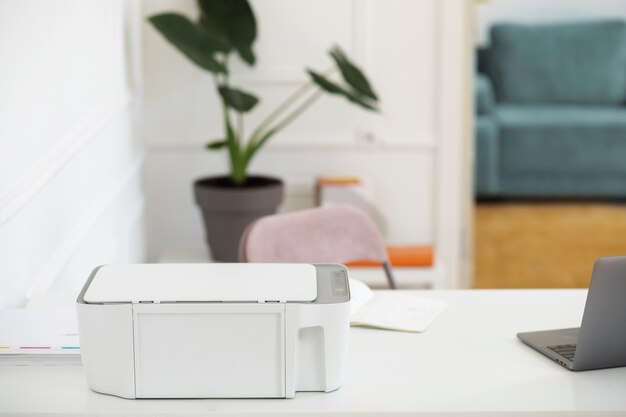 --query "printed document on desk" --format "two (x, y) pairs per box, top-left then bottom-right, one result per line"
(349, 279), (447, 332)
(0, 308), (80, 365)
